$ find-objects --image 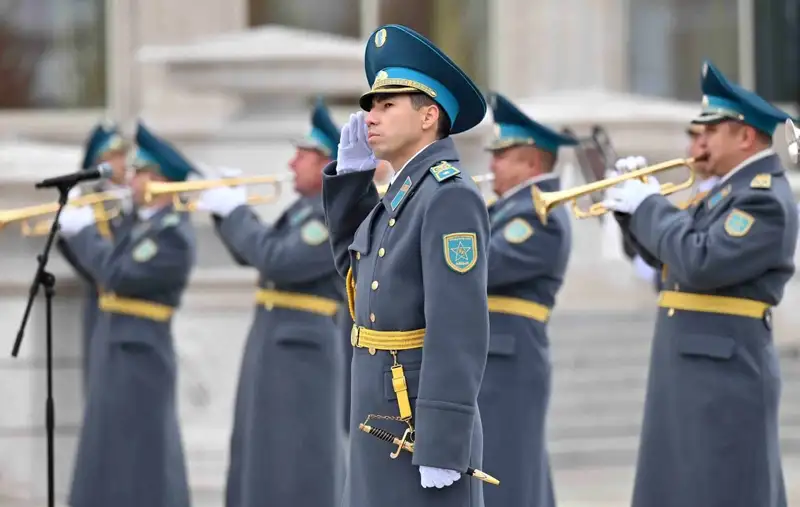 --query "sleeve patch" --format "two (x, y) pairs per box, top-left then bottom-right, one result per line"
(132, 238), (158, 262)
(503, 218), (534, 244)
(443, 232), (478, 273)
(300, 219), (330, 246)
(430, 161), (461, 182)
(723, 208), (755, 237)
